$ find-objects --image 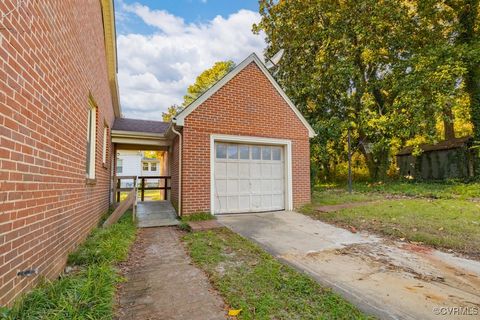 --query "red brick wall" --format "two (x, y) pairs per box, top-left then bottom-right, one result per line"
(181, 62), (311, 215)
(170, 134), (180, 212)
(0, 1), (115, 305)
